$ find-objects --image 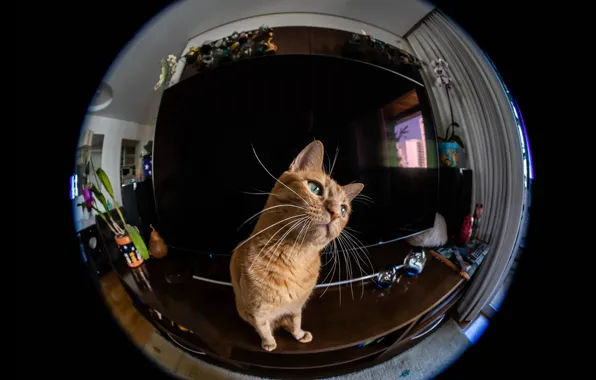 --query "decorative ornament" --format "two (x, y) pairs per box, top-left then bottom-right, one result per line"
(376, 265), (399, 288)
